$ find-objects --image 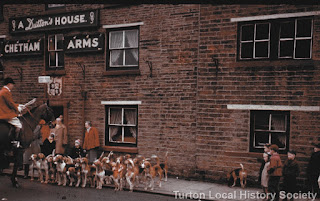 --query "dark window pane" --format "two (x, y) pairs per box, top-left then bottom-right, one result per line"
(125, 30), (138, 48)
(48, 36), (55, 51)
(271, 114), (286, 131)
(125, 49), (139, 66)
(56, 35), (64, 50)
(254, 132), (270, 147)
(254, 112), (269, 130)
(255, 41), (269, 58)
(57, 52), (64, 67)
(296, 19), (312, 37)
(271, 133), (286, 149)
(241, 25), (254, 41)
(110, 126), (122, 142)
(124, 127), (137, 143)
(110, 108), (122, 124)
(256, 23), (270, 40)
(241, 42), (253, 59)
(279, 40), (294, 58)
(280, 21), (295, 38)
(110, 31), (123, 49)
(110, 50), (124, 66)
(295, 39), (311, 58)
(49, 52), (56, 67)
